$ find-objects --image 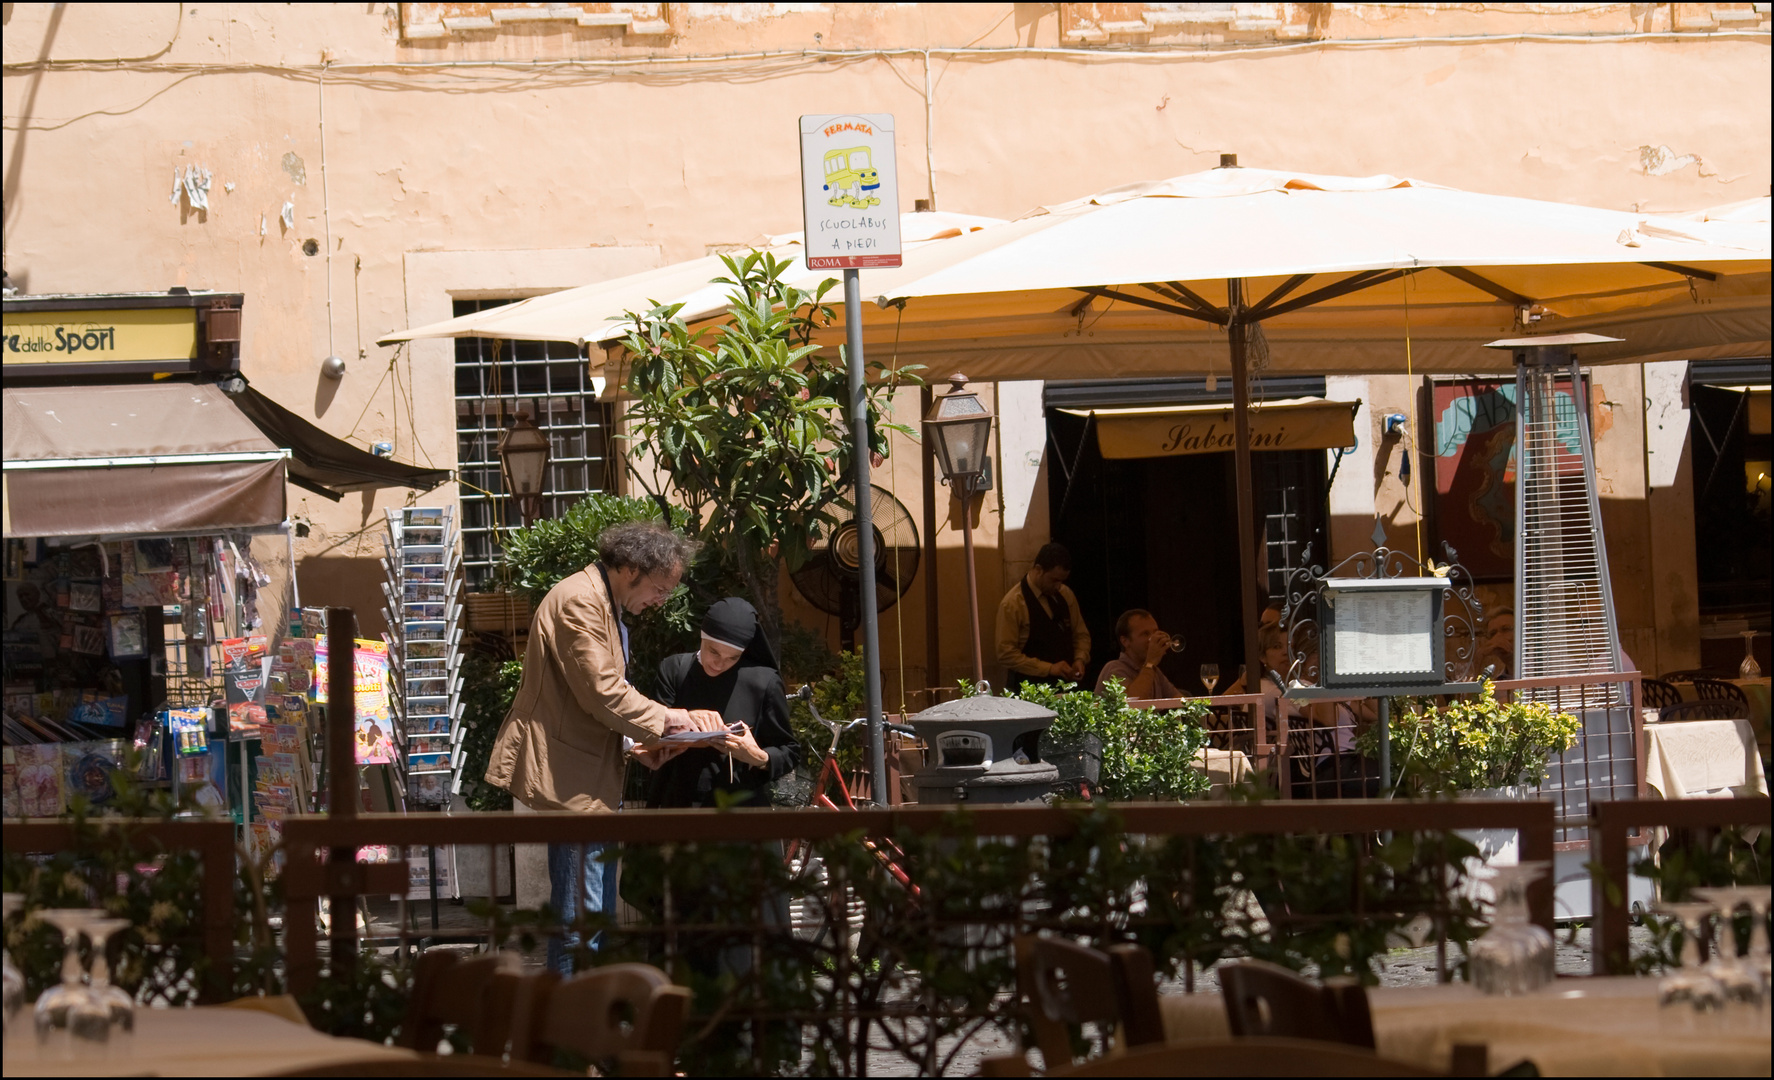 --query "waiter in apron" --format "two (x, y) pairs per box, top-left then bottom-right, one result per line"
(994, 542), (1092, 692)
